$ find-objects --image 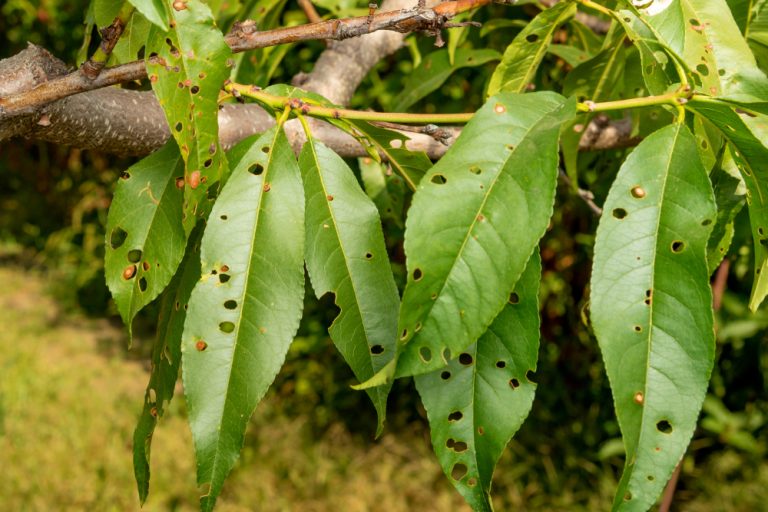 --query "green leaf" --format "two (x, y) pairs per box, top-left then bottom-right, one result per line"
(112, 11), (150, 63)
(547, 44), (591, 67)
(415, 250), (541, 511)
(382, 92), (574, 381)
(300, 138), (400, 435)
(726, 0), (756, 33)
(687, 97), (768, 309)
(182, 127), (305, 512)
(487, 1), (577, 97)
(94, 0), (122, 27)
(146, 0), (231, 236)
(614, 9), (679, 95)
(77, 0), (97, 65)
(346, 120), (433, 191)
(359, 157), (406, 228)
(590, 123), (716, 511)
(639, 0), (757, 94)
(391, 48), (501, 112)
(133, 226), (202, 504)
(128, 0), (169, 30)
(105, 141), (186, 332)
(707, 147), (746, 272)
